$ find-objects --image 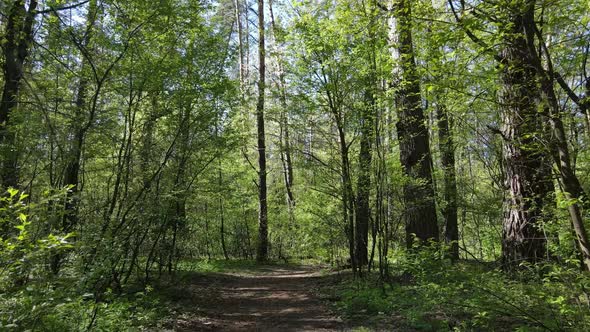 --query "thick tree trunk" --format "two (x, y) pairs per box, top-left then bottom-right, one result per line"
(389, 0), (438, 247)
(256, 0), (269, 262)
(499, 0), (551, 268)
(437, 102), (458, 260)
(0, 0), (38, 189)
